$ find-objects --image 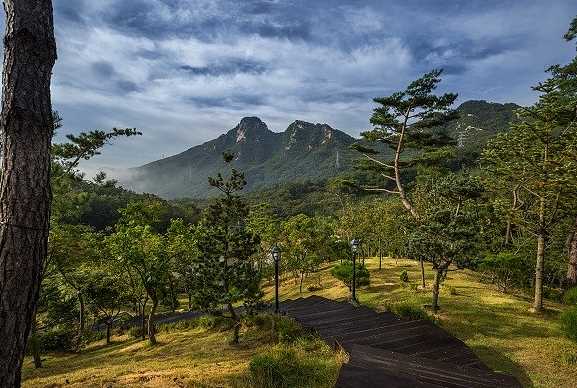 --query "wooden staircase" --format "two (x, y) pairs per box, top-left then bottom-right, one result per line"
(281, 296), (520, 387)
